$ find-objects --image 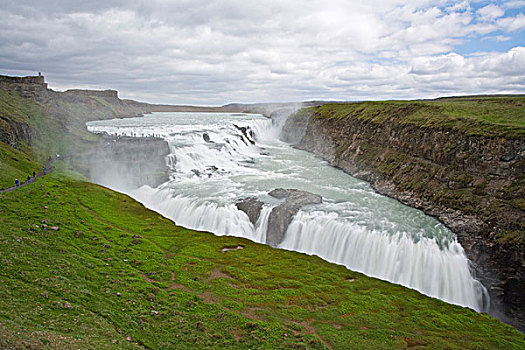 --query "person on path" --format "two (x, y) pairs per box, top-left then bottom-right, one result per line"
(27, 175), (31, 183)
(43, 167), (46, 175)
(33, 171), (36, 178)
(15, 179), (19, 188)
